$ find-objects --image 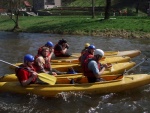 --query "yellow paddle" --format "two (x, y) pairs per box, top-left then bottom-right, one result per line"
(37, 73), (56, 85)
(0, 59), (57, 85)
